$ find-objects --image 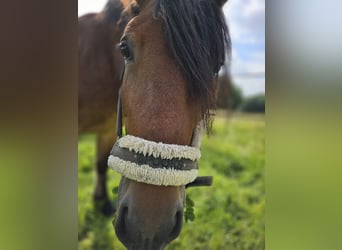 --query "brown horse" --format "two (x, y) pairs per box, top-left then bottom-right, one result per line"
(79, 0), (230, 248)
(108, 0), (231, 249)
(78, 0), (127, 215)
(78, 0), (151, 216)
